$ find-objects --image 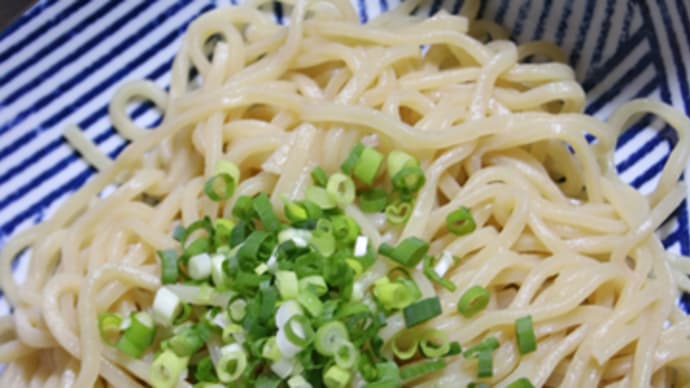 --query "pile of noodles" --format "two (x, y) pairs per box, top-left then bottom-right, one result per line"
(1, 1), (690, 386)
